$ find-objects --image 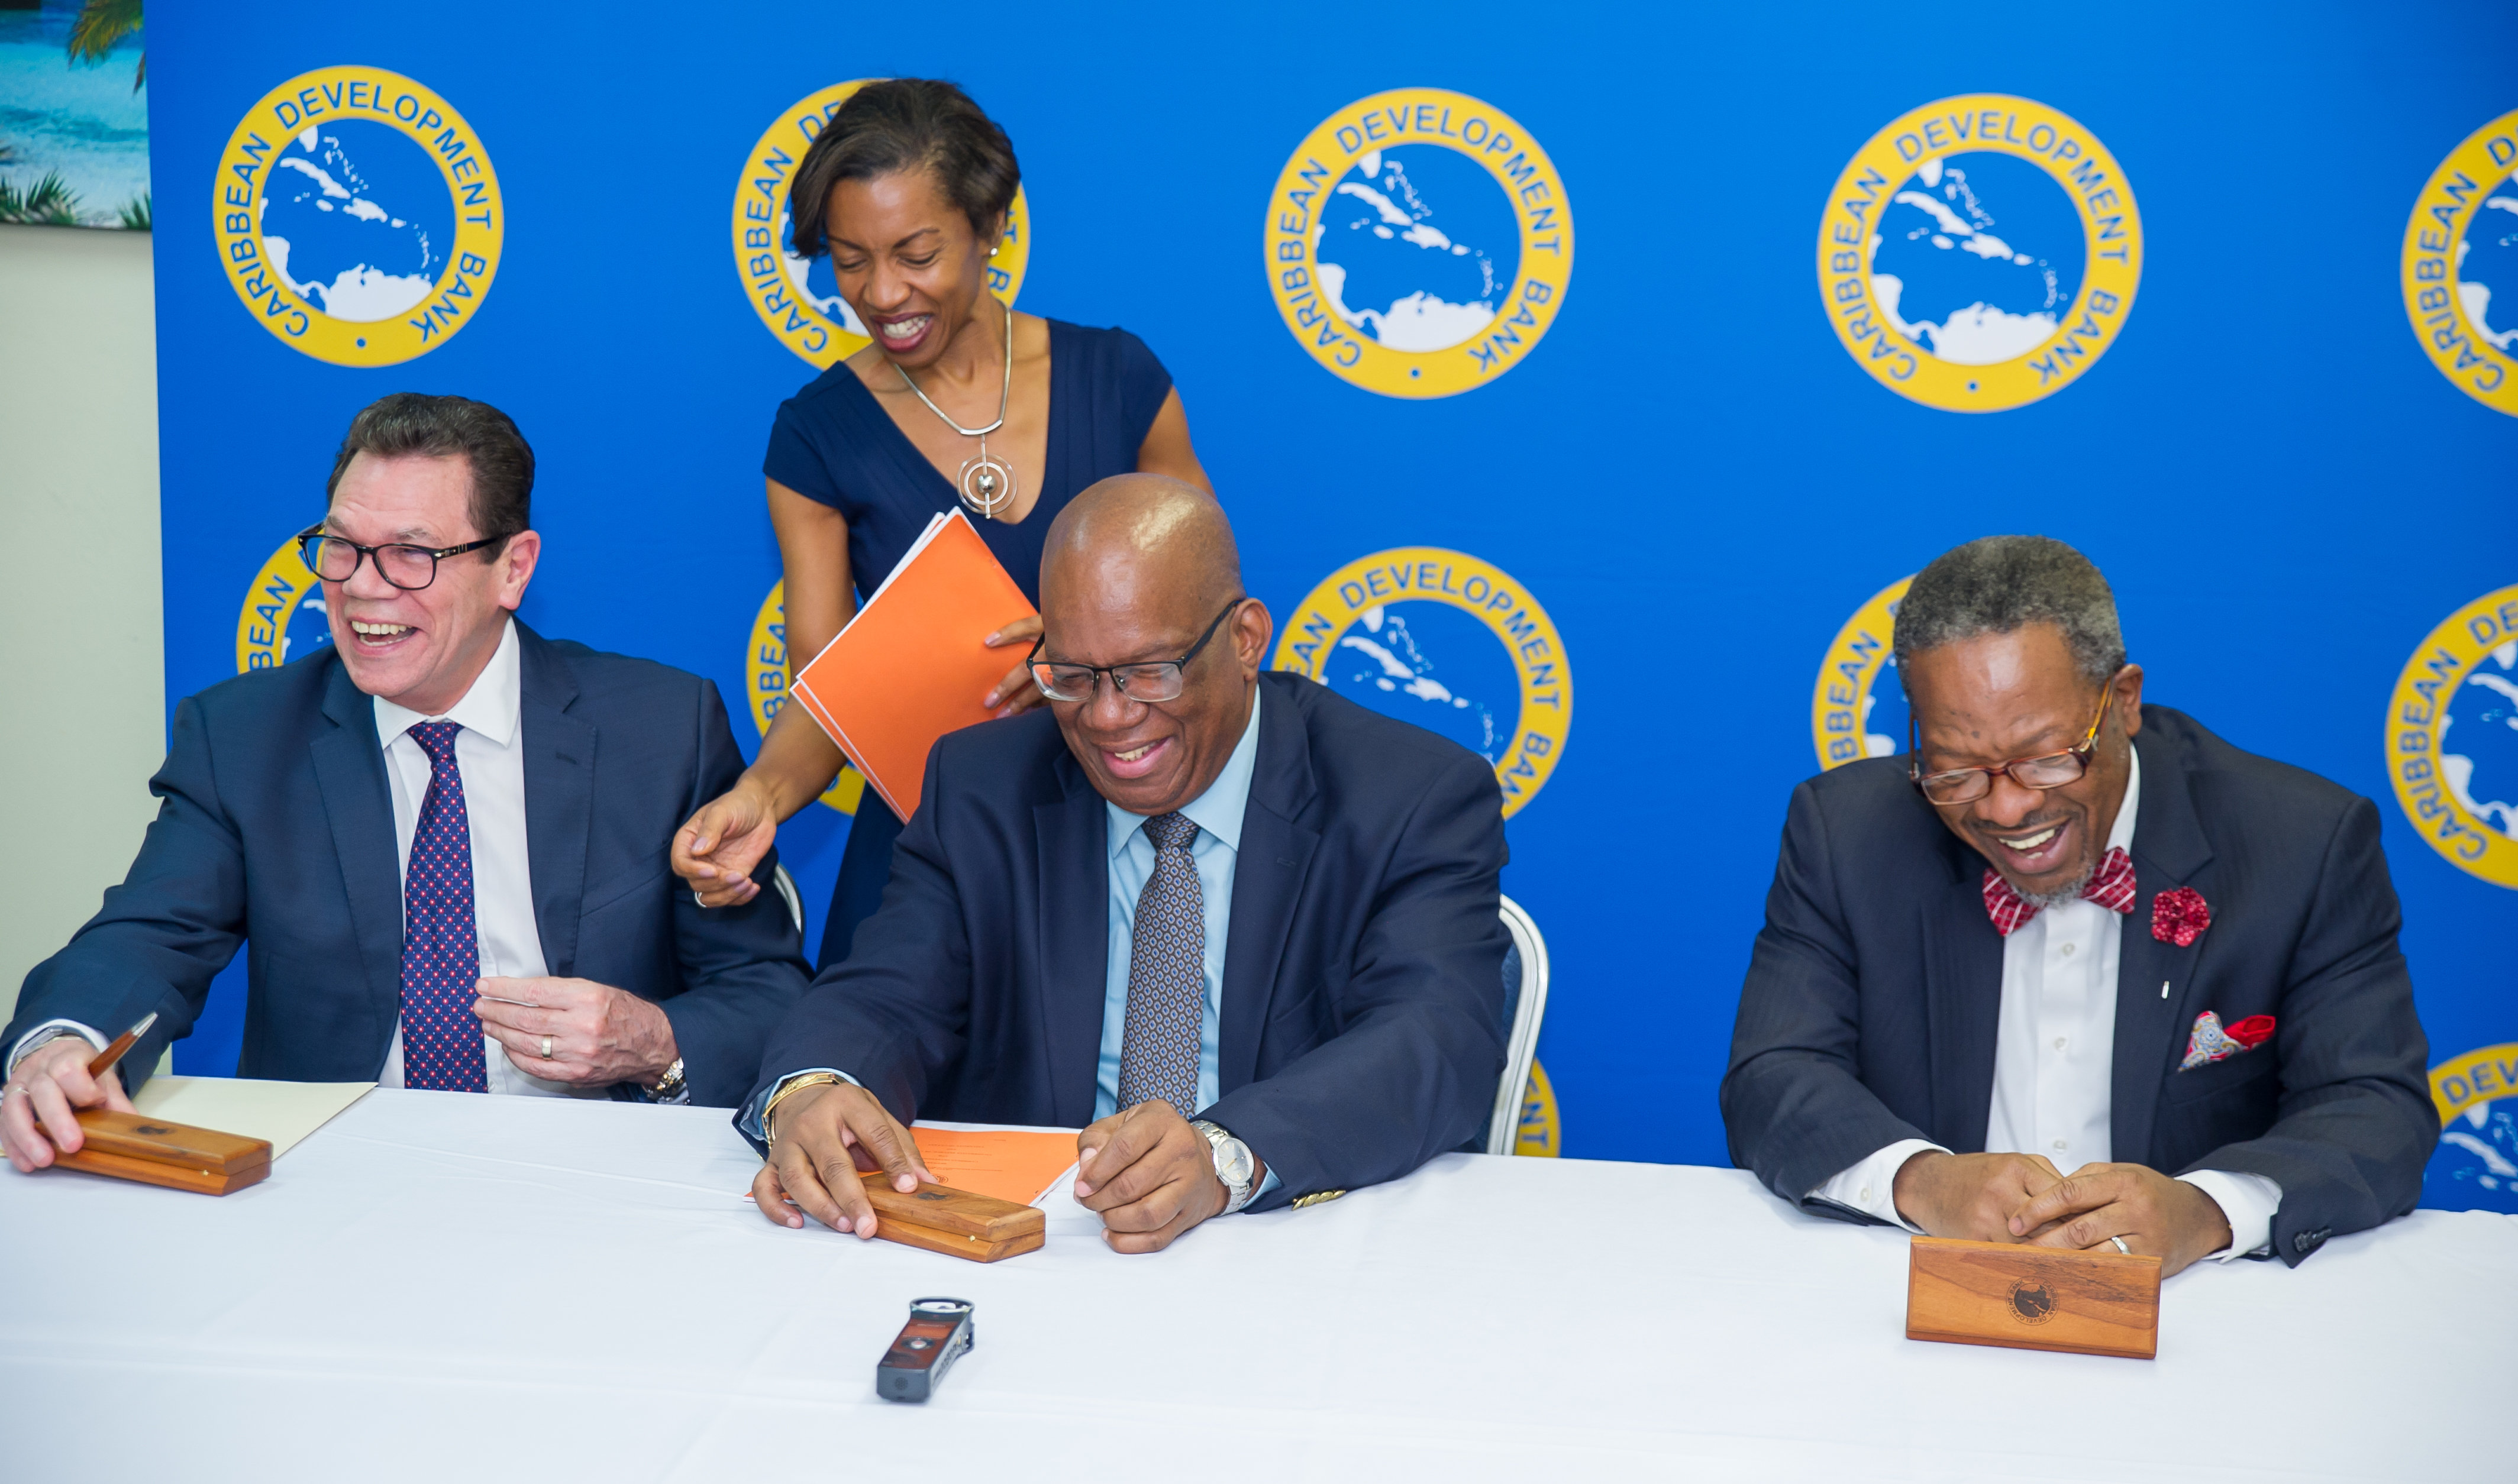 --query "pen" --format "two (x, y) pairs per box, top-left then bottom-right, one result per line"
(86, 1011), (159, 1081)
